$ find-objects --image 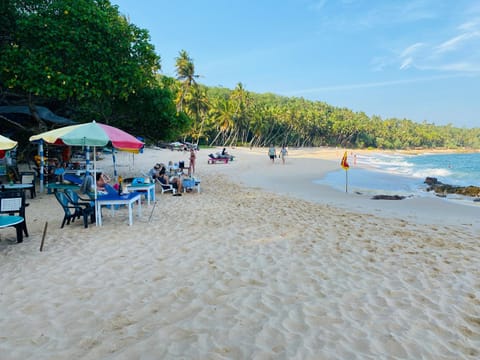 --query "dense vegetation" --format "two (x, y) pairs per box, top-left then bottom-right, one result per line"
(1, 0), (479, 150)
